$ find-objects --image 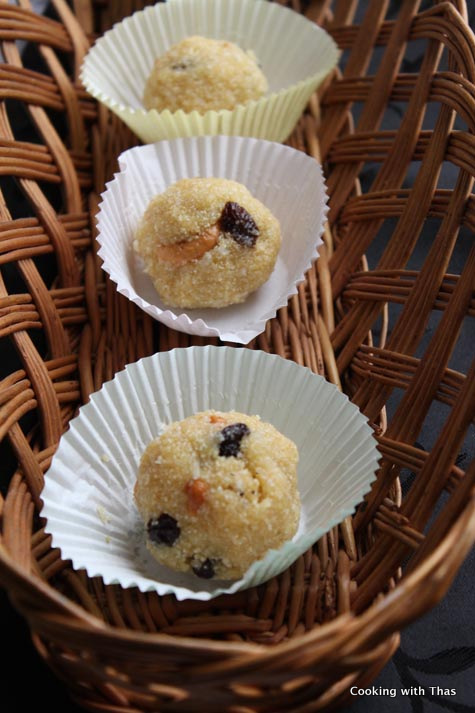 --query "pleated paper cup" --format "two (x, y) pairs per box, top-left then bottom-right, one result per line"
(96, 135), (327, 343)
(41, 346), (380, 602)
(80, 0), (339, 143)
